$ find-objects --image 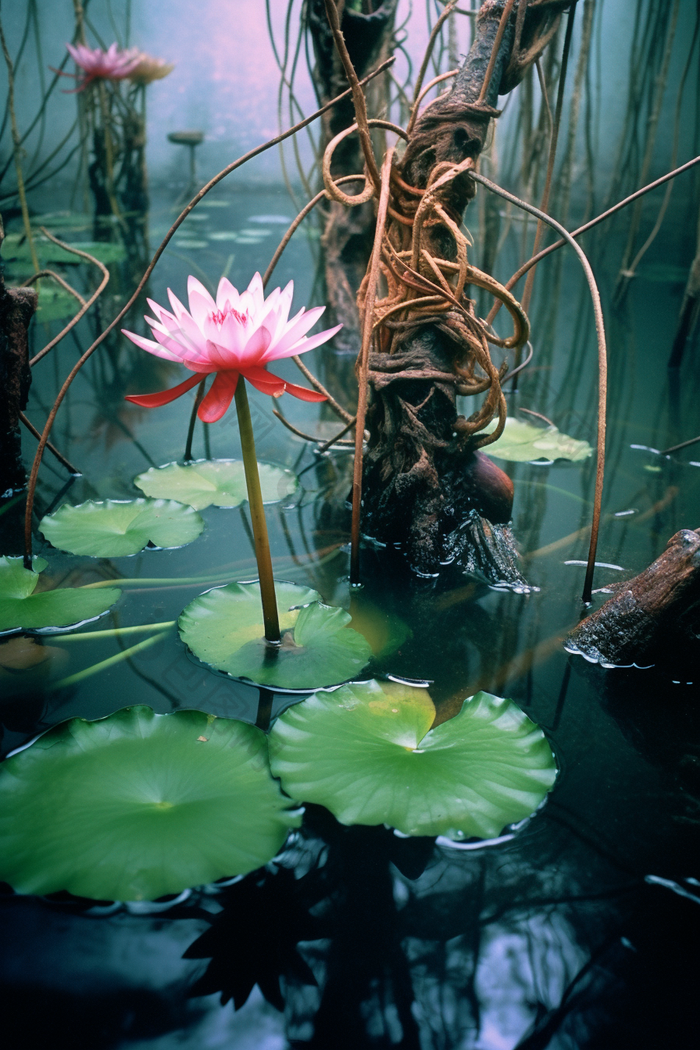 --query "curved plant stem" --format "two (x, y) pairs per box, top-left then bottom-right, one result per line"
(487, 155), (700, 326)
(407, 1), (458, 134)
(184, 378), (207, 462)
(0, 15), (40, 272)
(50, 630), (170, 691)
(18, 412), (80, 475)
(234, 379), (281, 644)
(29, 229), (110, 366)
(56, 621), (176, 642)
(351, 149), (394, 586)
(477, 0), (516, 103)
(520, 3), (576, 315)
(322, 0), (381, 191)
(468, 169), (607, 604)
(21, 56), (395, 567)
